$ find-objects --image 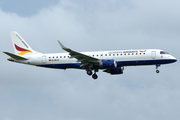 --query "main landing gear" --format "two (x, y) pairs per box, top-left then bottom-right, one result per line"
(86, 70), (98, 80)
(156, 64), (160, 73)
